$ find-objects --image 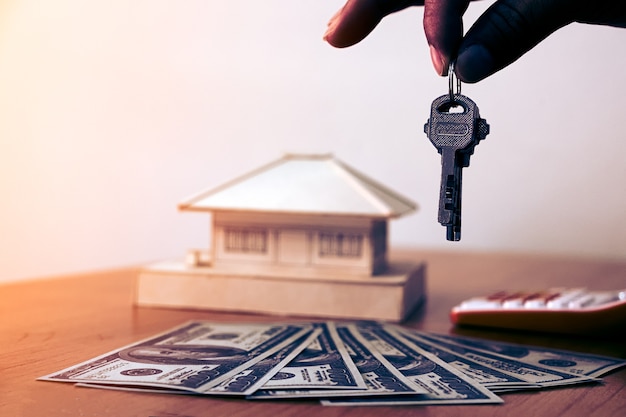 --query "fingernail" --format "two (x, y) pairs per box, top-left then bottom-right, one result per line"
(323, 26), (332, 42)
(456, 44), (494, 83)
(323, 9), (342, 42)
(323, 18), (339, 42)
(429, 45), (447, 76)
